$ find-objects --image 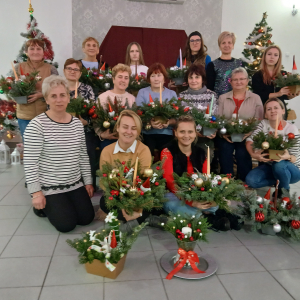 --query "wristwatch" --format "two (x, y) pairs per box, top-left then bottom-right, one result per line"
(139, 212), (143, 217)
